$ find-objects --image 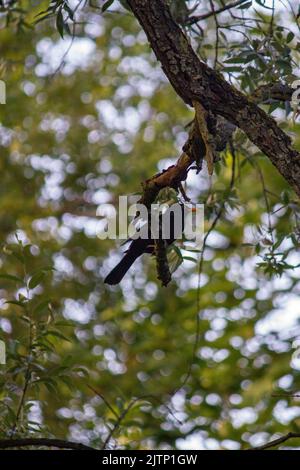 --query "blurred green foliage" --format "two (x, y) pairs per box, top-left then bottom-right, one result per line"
(0, 0), (300, 450)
